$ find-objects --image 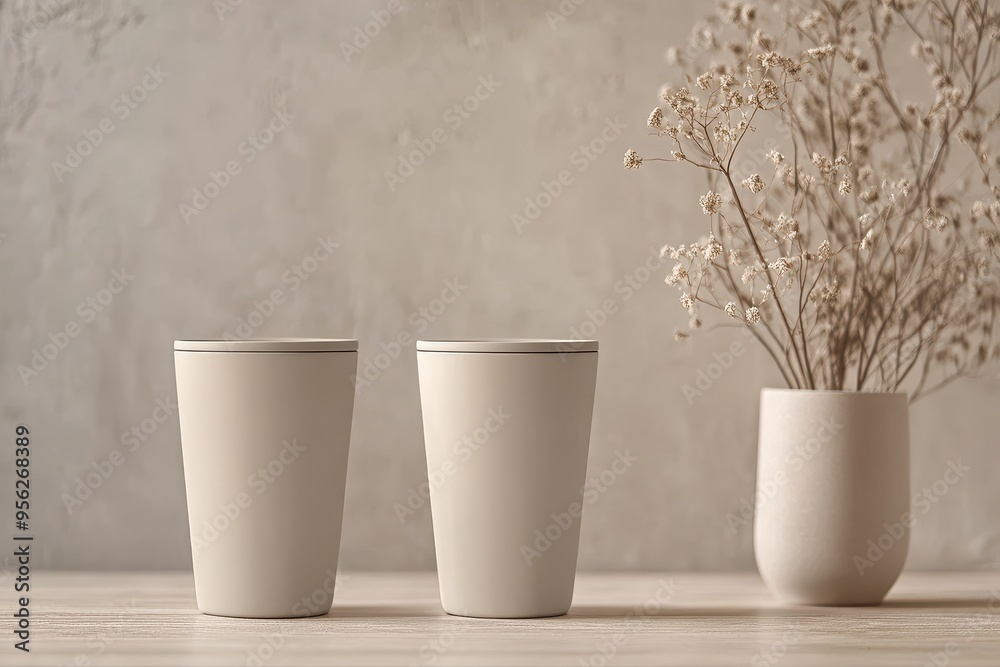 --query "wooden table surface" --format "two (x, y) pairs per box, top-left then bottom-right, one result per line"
(9, 571), (1000, 666)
